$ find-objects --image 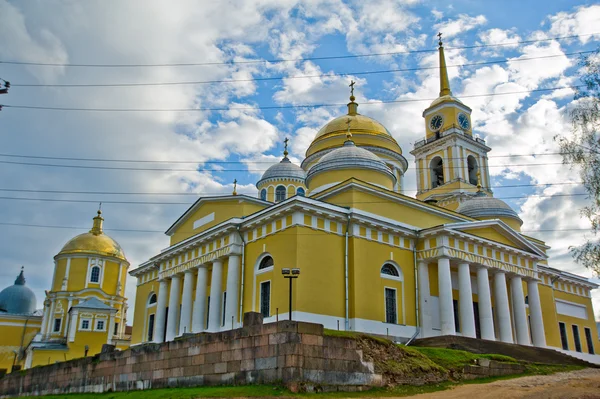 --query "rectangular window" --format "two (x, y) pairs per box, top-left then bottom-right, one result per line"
(453, 299), (460, 333)
(81, 319), (90, 330)
(572, 325), (582, 352)
(147, 314), (155, 342)
(113, 322), (119, 336)
(53, 318), (61, 333)
(222, 292), (227, 326)
(584, 328), (595, 355)
(96, 320), (105, 331)
(559, 322), (569, 350)
(385, 288), (397, 324)
(260, 281), (271, 318)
